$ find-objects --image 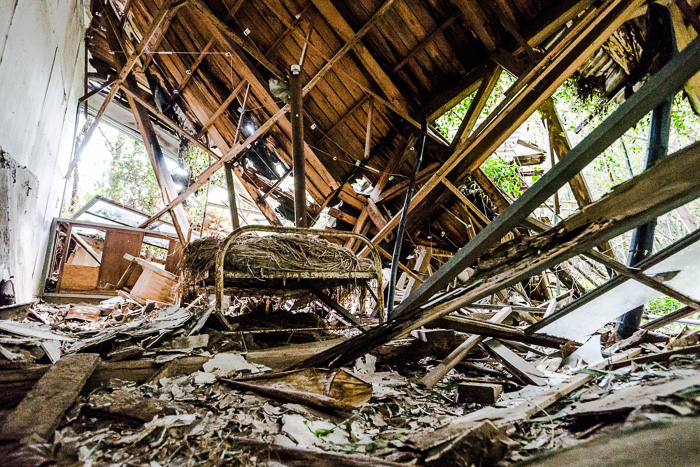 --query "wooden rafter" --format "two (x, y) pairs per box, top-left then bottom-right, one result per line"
(449, 64), (501, 152)
(539, 97), (616, 259)
(452, 0), (498, 52)
(126, 81), (191, 243)
(120, 86), (220, 160)
(310, 0), (407, 111)
(195, 79), (248, 139)
(142, 0), (426, 223)
(391, 14), (459, 74)
(344, 134), (417, 250)
(165, 38), (214, 111)
(298, 133), (700, 368)
(261, 1), (315, 56)
(186, 0), (284, 79)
